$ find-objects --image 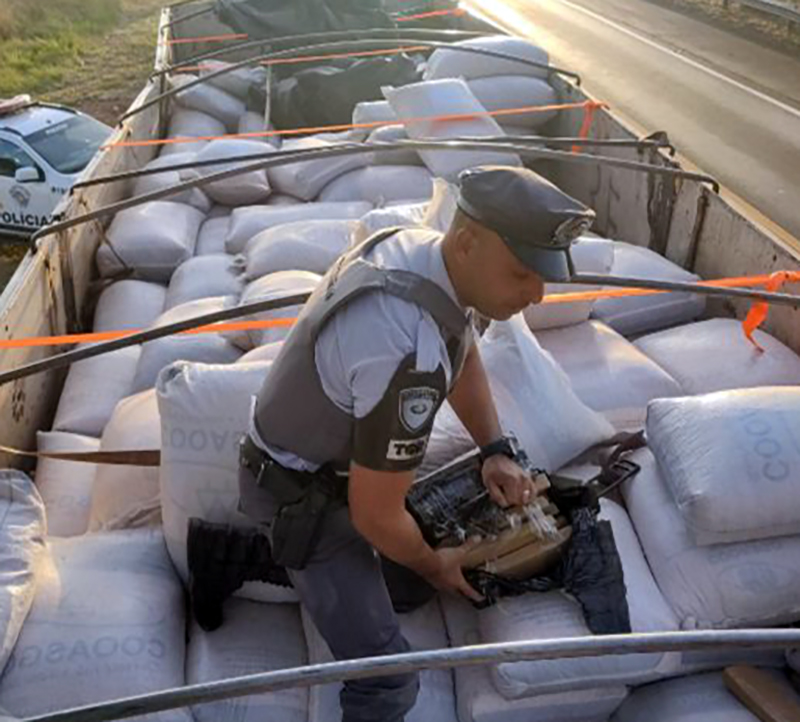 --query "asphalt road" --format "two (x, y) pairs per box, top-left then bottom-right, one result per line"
(465, 0), (800, 241)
